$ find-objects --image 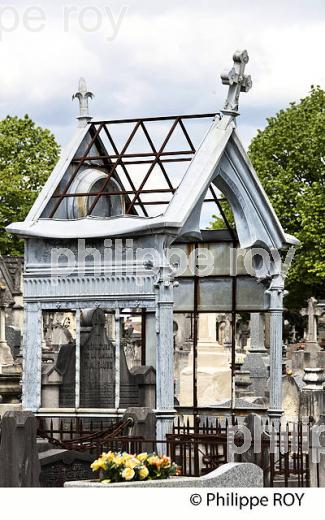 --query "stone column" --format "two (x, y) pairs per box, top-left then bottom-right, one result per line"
(75, 308), (81, 409)
(114, 308), (121, 410)
(154, 265), (176, 441)
(145, 311), (156, 367)
(266, 275), (285, 420)
(22, 303), (42, 411)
